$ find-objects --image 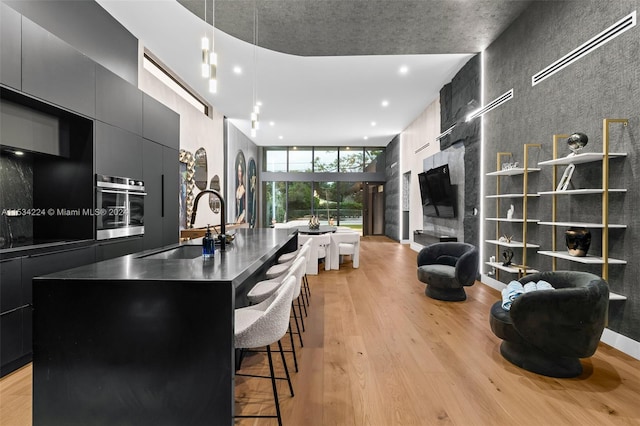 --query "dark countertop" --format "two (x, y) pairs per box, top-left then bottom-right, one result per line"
(36, 228), (296, 286)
